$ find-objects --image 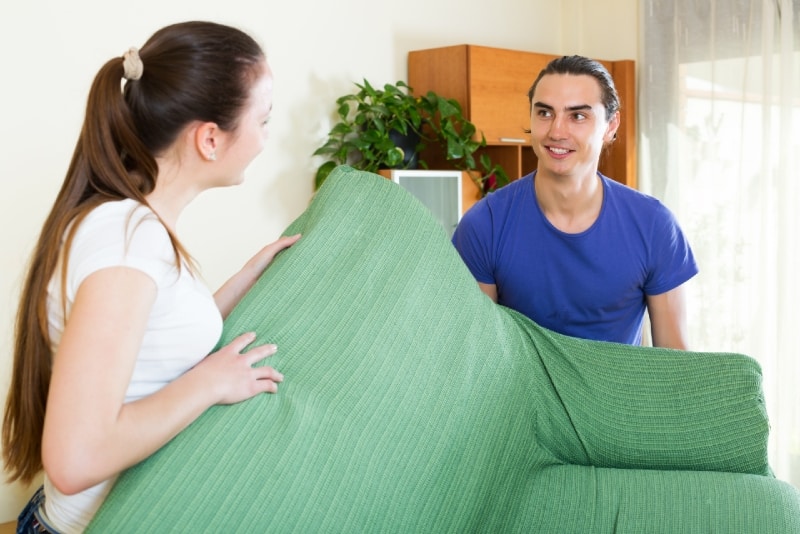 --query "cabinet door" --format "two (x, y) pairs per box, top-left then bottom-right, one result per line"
(467, 46), (557, 144)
